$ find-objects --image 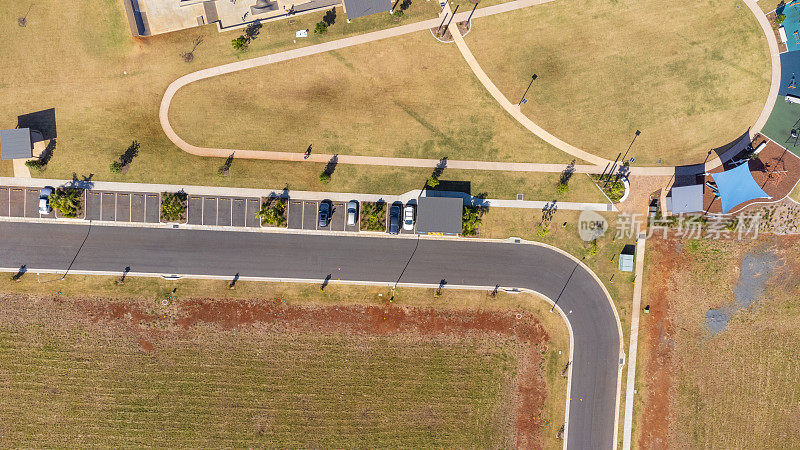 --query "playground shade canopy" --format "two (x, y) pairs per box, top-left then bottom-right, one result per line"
(710, 163), (770, 214)
(670, 184), (704, 214)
